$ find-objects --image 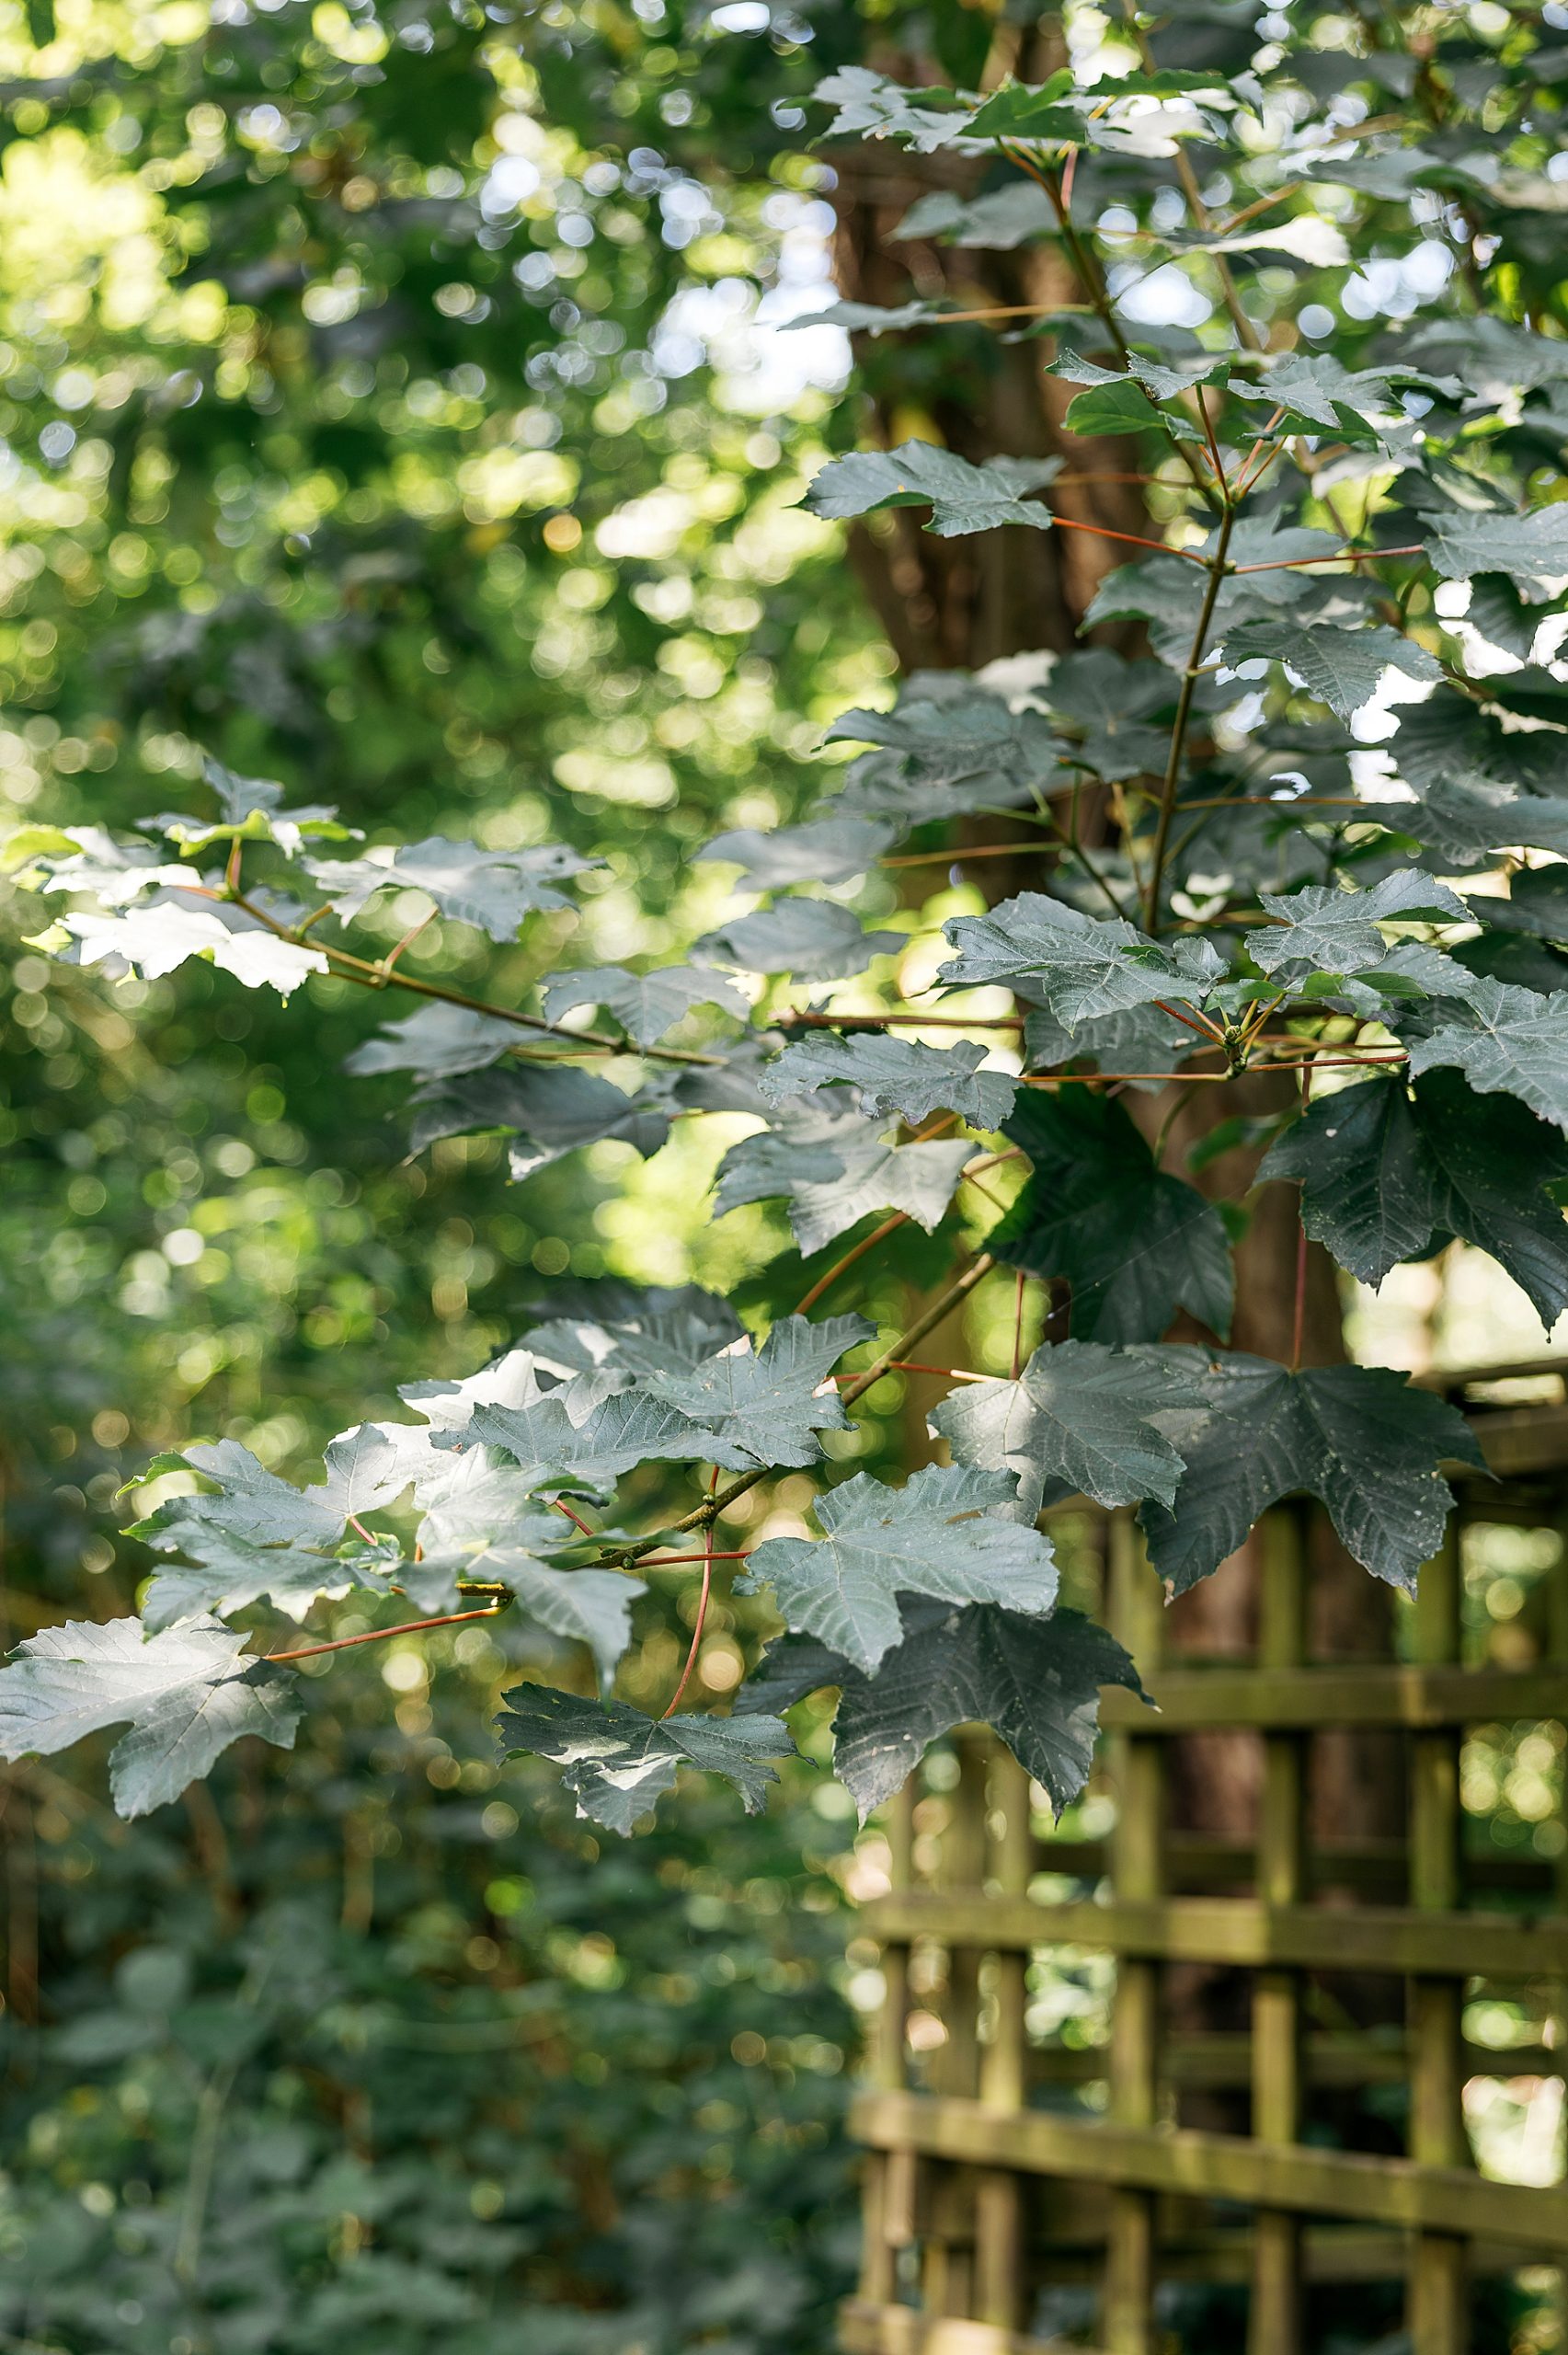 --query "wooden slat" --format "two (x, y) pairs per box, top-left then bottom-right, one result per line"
(838, 2298), (1106, 2355)
(851, 2091), (1568, 2252)
(1250, 1509), (1308, 2355)
(1407, 1528), (1471, 2355)
(863, 1890), (1568, 1978)
(1102, 1511), (1164, 2355)
(1027, 2030), (1558, 2089)
(974, 1749), (1031, 2330)
(1029, 1831), (1553, 1896)
(1096, 1662), (1568, 1733)
(1466, 1401), (1568, 1478)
